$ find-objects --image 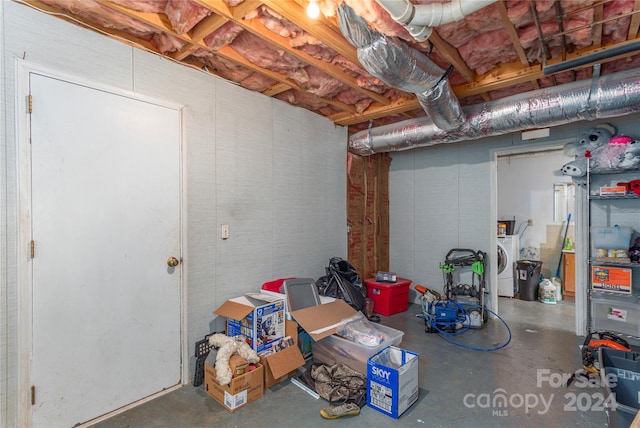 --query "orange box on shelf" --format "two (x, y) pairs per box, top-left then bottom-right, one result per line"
(364, 278), (412, 316)
(591, 266), (633, 294)
(599, 186), (627, 196)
